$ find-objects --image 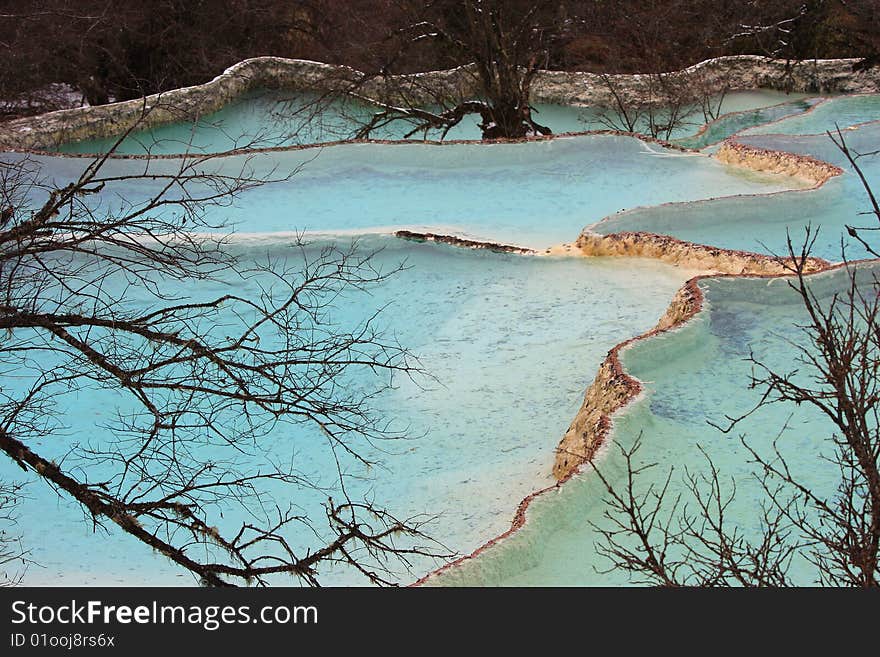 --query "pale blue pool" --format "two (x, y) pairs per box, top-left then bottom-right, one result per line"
(673, 97), (819, 149)
(3, 86), (879, 587)
(593, 119), (880, 261)
(1, 239), (693, 585)
(739, 94), (880, 136)
(54, 89), (807, 155)
(431, 263), (878, 586)
(24, 134), (801, 252)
